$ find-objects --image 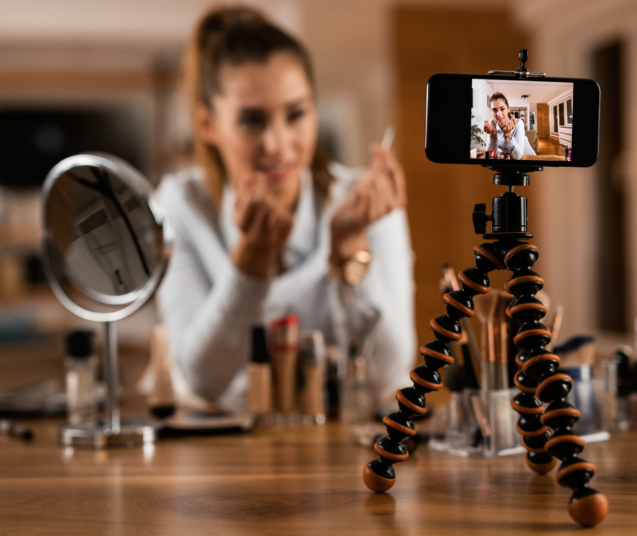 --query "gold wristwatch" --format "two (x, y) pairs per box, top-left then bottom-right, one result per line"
(330, 250), (372, 285)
